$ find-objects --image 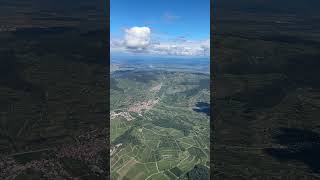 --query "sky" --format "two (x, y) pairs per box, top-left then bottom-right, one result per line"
(110, 0), (210, 57)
